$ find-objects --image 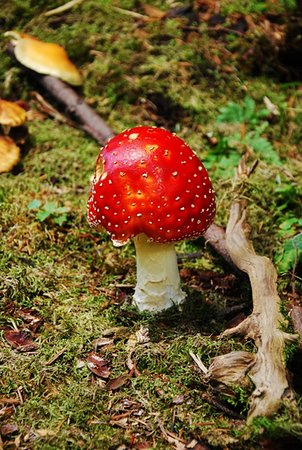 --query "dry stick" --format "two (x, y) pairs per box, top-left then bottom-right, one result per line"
(220, 201), (299, 421)
(32, 74), (115, 145)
